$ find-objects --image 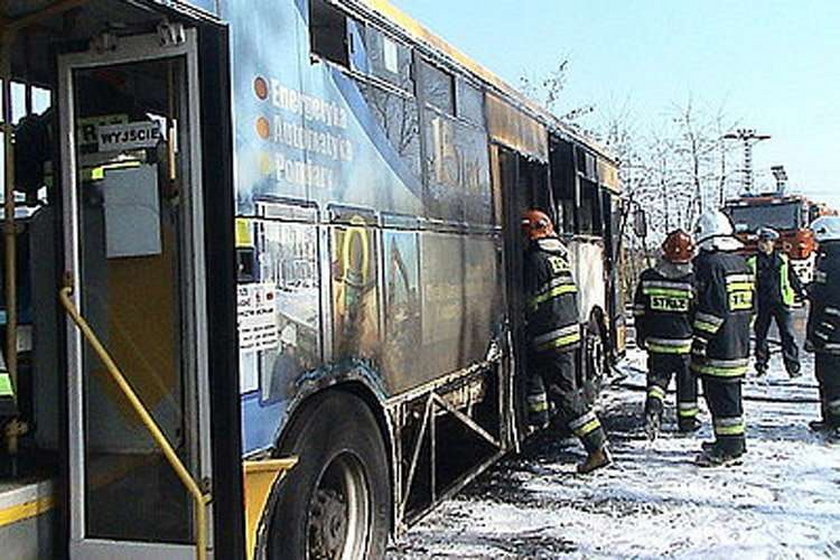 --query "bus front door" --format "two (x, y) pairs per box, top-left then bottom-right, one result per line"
(58, 30), (212, 560)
